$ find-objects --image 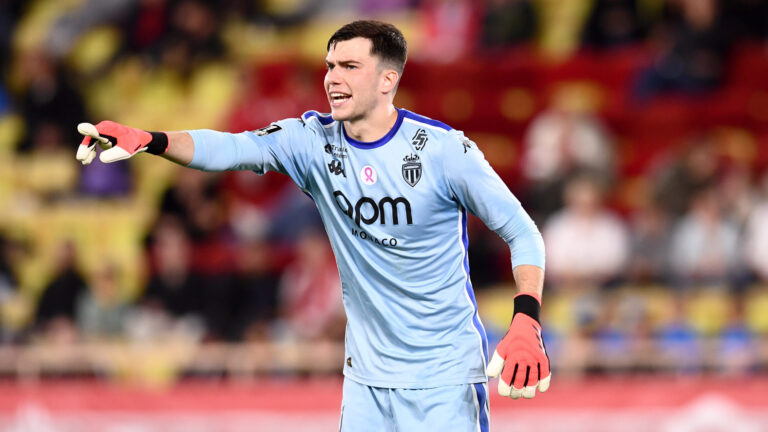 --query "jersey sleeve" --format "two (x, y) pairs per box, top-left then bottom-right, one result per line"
(443, 132), (545, 270)
(186, 117), (313, 190)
